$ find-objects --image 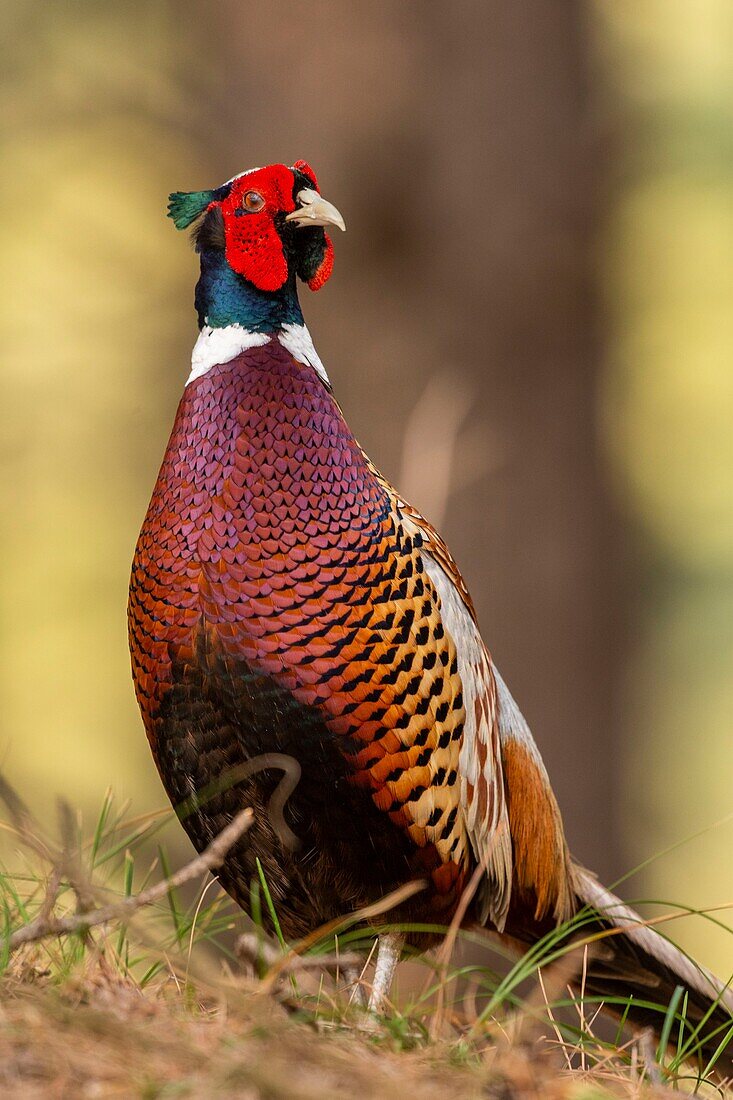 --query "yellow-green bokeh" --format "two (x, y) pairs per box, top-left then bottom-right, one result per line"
(598, 0), (733, 971)
(1, 1), (731, 977)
